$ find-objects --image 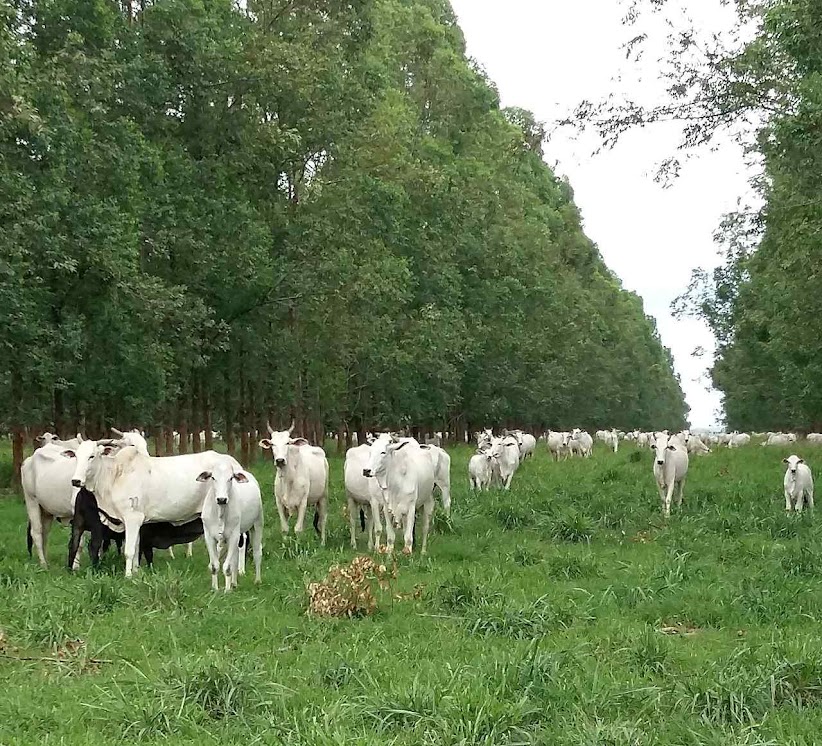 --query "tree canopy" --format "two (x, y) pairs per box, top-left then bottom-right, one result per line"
(1, 0), (688, 461)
